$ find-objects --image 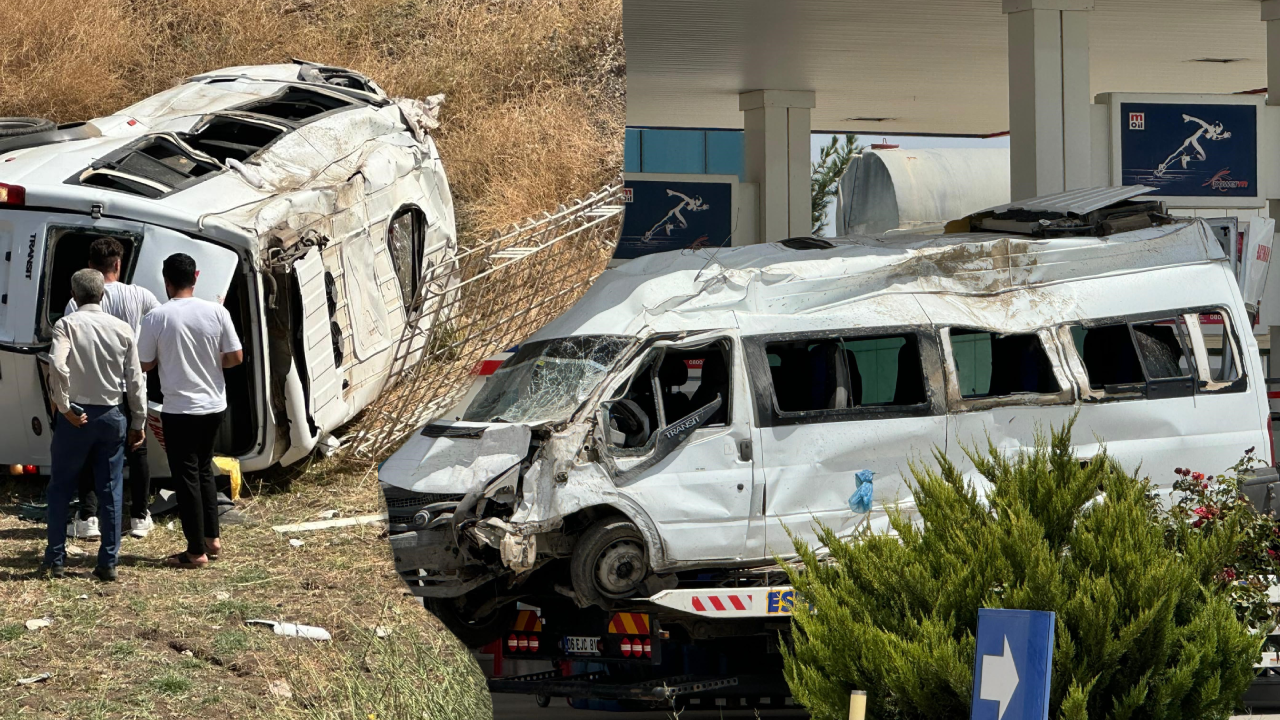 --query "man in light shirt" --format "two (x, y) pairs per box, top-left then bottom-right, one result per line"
(65, 237), (161, 541)
(43, 269), (146, 581)
(138, 253), (243, 569)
